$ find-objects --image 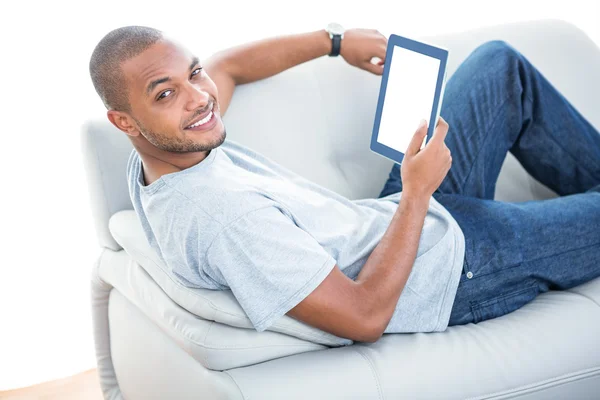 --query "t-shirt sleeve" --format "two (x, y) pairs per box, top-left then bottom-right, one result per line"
(204, 206), (337, 332)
